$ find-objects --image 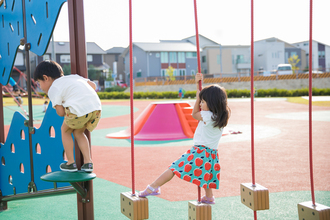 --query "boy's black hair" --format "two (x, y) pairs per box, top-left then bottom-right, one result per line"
(199, 84), (231, 129)
(34, 60), (64, 81)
